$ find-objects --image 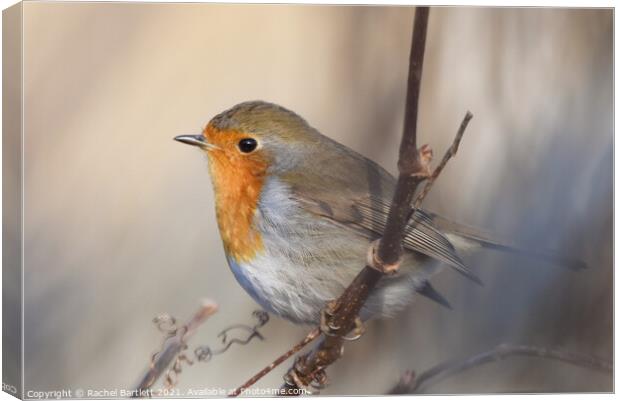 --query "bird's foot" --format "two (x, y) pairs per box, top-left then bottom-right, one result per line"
(319, 300), (340, 337)
(283, 355), (329, 394)
(320, 301), (365, 341)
